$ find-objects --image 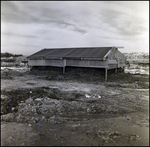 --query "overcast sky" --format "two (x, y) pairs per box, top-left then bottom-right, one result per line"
(1, 1), (149, 55)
